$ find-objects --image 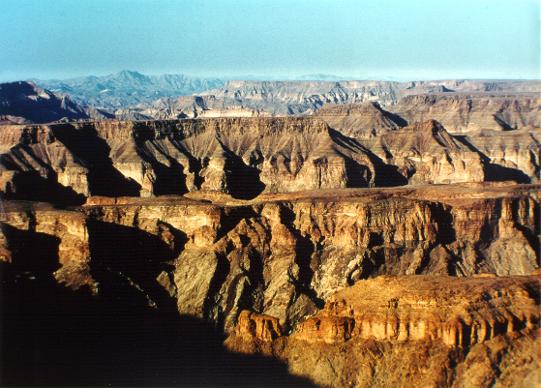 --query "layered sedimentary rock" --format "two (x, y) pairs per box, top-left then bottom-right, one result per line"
(0, 106), (539, 387)
(73, 184), (540, 332)
(0, 201), (94, 290)
(315, 102), (406, 138)
(225, 275), (541, 387)
(145, 79), (540, 119)
(357, 120), (486, 184)
(461, 128), (541, 183)
(2, 117), (536, 203)
(393, 93), (541, 133)
(1, 181), (539, 386)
